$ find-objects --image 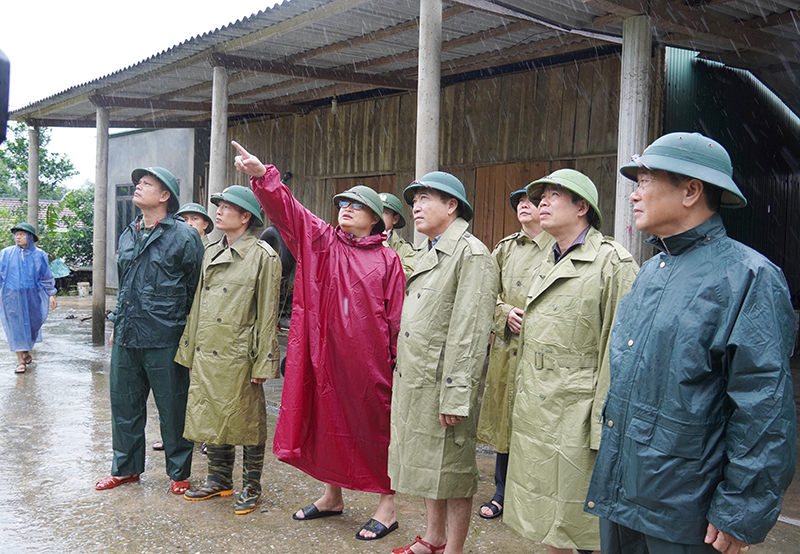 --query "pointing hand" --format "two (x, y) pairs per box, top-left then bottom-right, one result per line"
(232, 141), (267, 178)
